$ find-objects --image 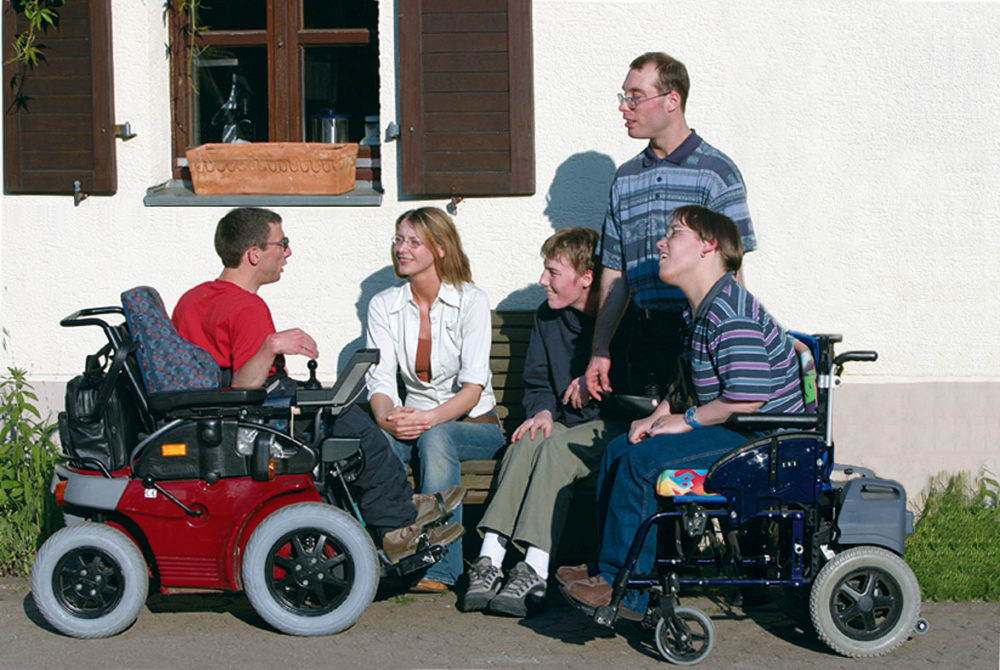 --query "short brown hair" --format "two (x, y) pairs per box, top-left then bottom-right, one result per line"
(214, 207), (282, 268)
(629, 52), (690, 112)
(393, 207), (472, 285)
(540, 227), (599, 277)
(671, 205), (743, 272)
